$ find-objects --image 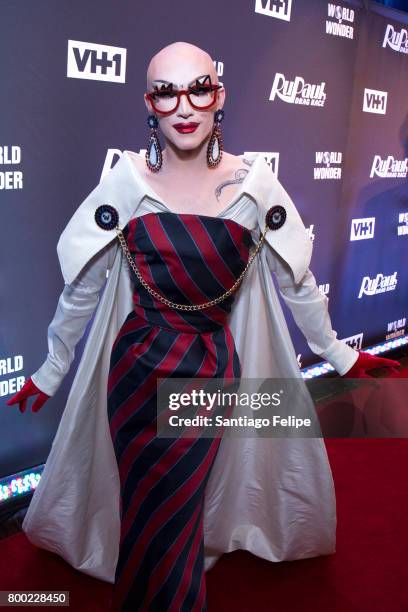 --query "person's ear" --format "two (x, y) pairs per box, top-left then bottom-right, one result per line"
(216, 85), (225, 111)
(144, 93), (154, 114)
